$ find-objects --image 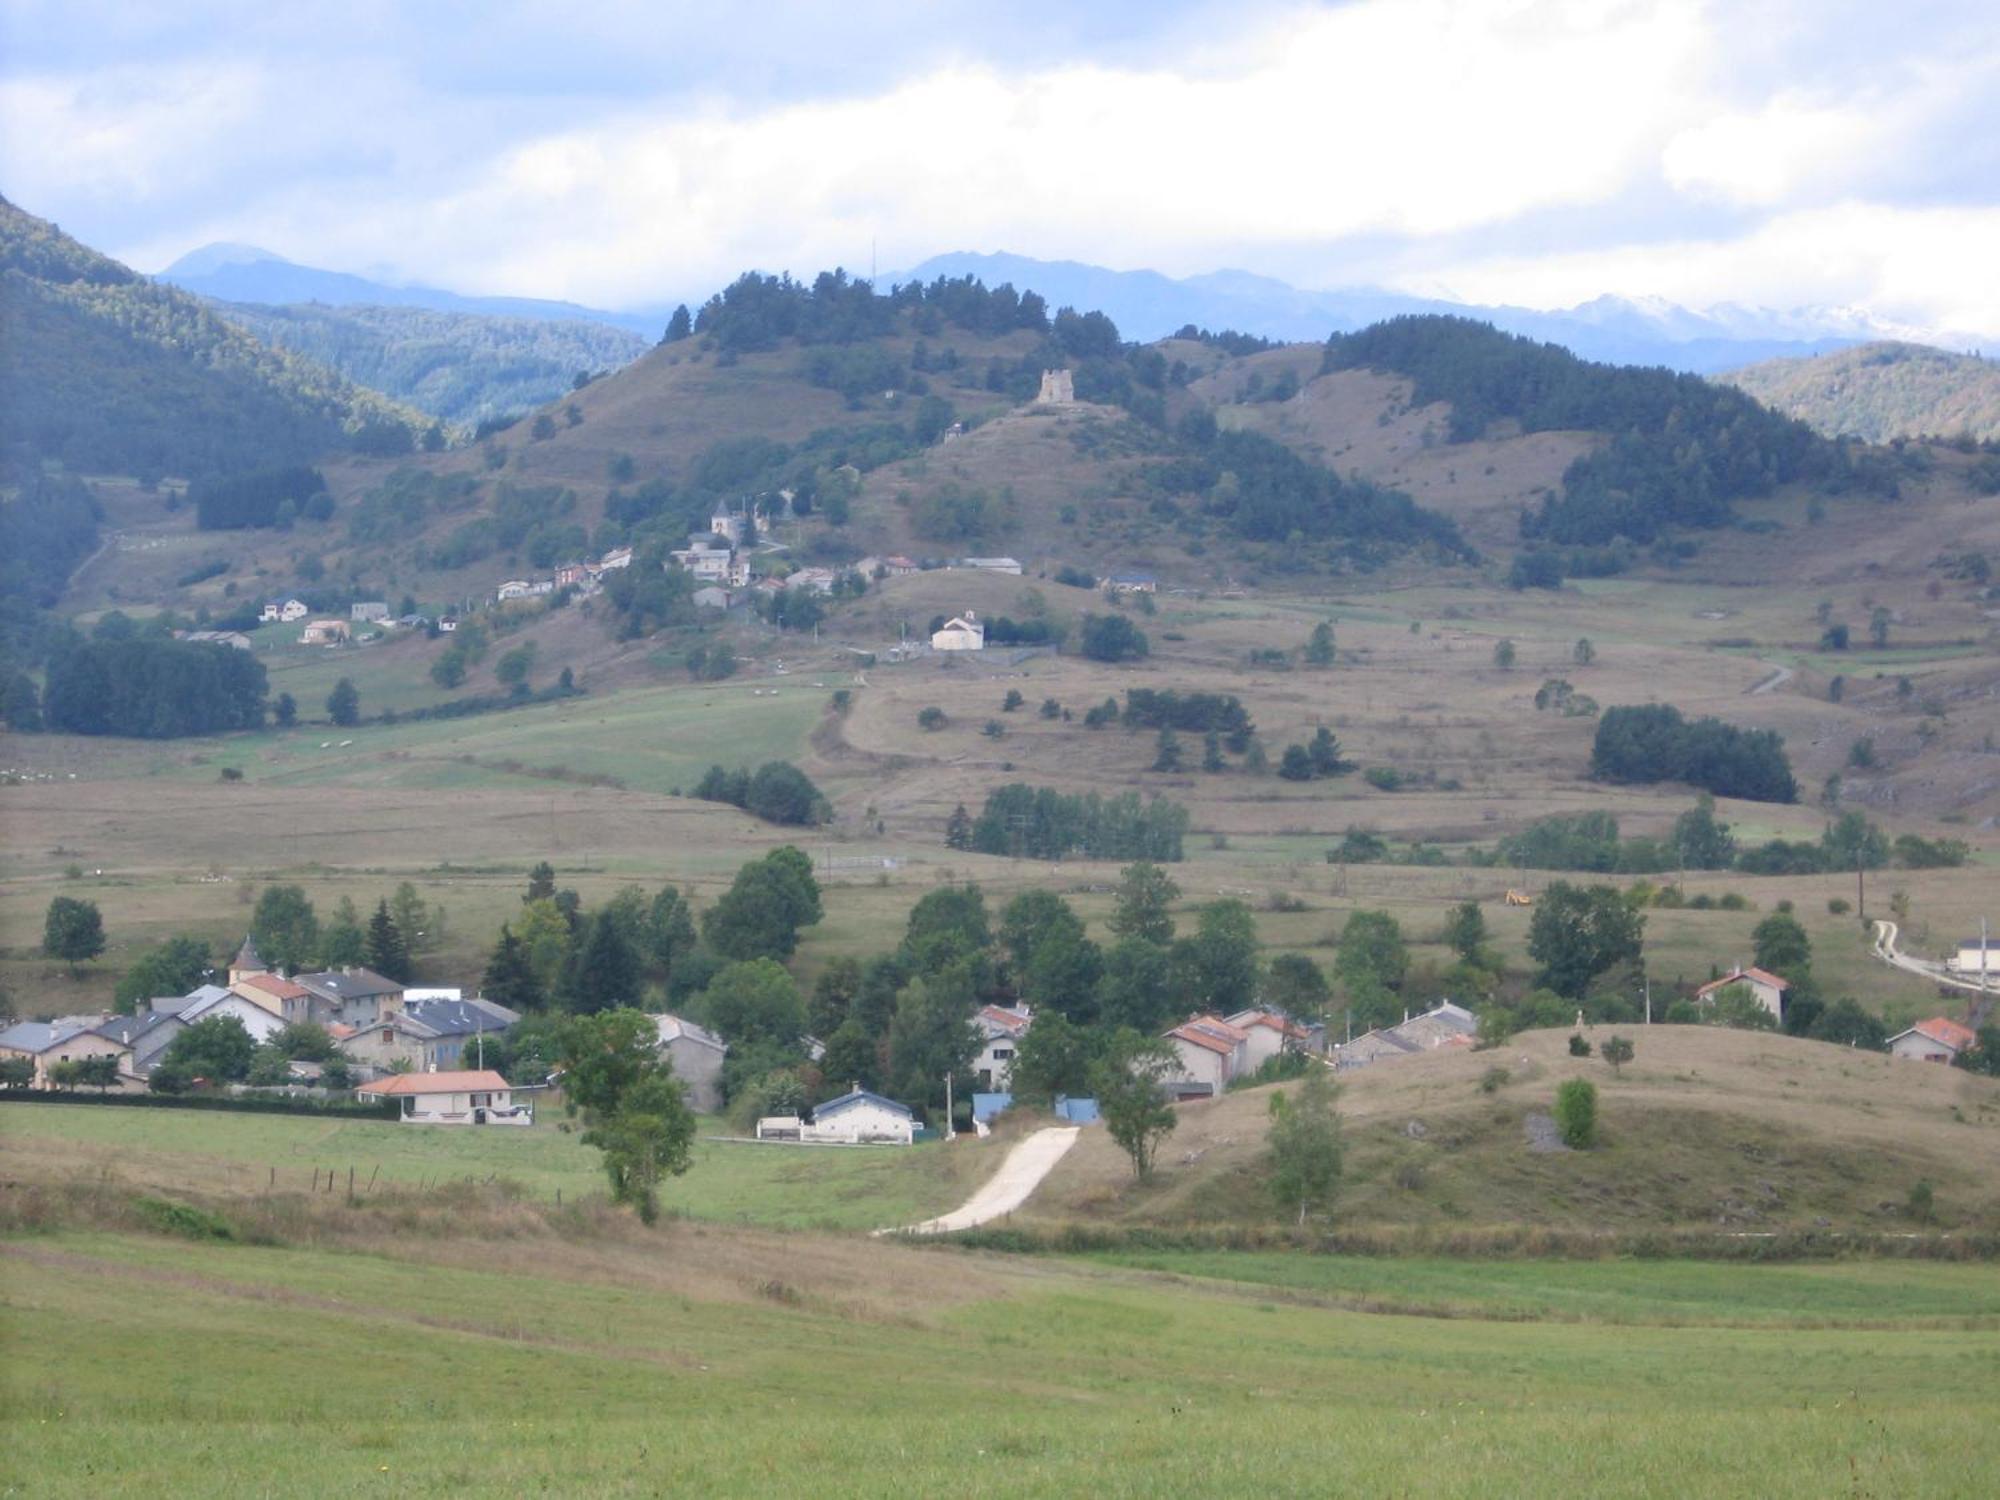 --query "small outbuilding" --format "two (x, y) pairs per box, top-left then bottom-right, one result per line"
(1888, 1017), (1977, 1064)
